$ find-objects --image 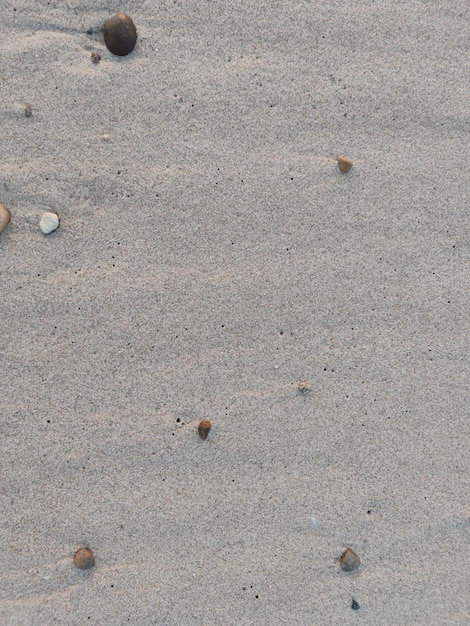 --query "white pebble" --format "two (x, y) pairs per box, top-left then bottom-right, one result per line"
(39, 212), (59, 234)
